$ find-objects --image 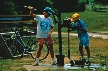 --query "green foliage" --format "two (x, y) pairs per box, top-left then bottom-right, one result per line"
(4, 1), (18, 15)
(78, 0), (87, 4)
(89, 0), (95, 2)
(0, 0), (18, 15)
(79, 0), (95, 3)
(95, 0), (108, 4)
(0, 0), (50, 15)
(13, 0), (50, 14)
(50, 0), (85, 12)
(1, 0), (108, 15)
